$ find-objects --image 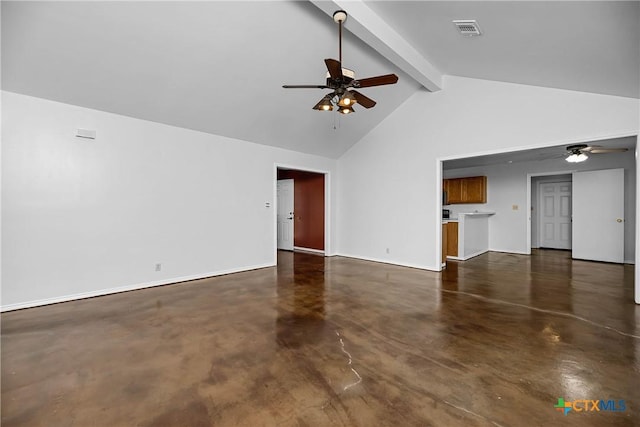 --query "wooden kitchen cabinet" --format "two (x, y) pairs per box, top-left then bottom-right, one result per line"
(446, 222), (458, 257)
(443, 176), (487, 204)
(444, 179), (464, 204)
(442, 223), (448, 264)
(464, 176), (487, 203)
